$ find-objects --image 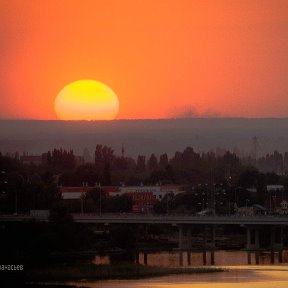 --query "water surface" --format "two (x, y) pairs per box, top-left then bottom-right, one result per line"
(68, 267), (288, 288)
